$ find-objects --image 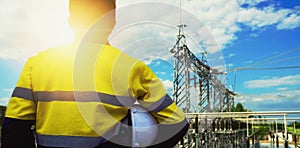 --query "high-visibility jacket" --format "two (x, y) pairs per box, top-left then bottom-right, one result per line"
(4, 43), (188, 147)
